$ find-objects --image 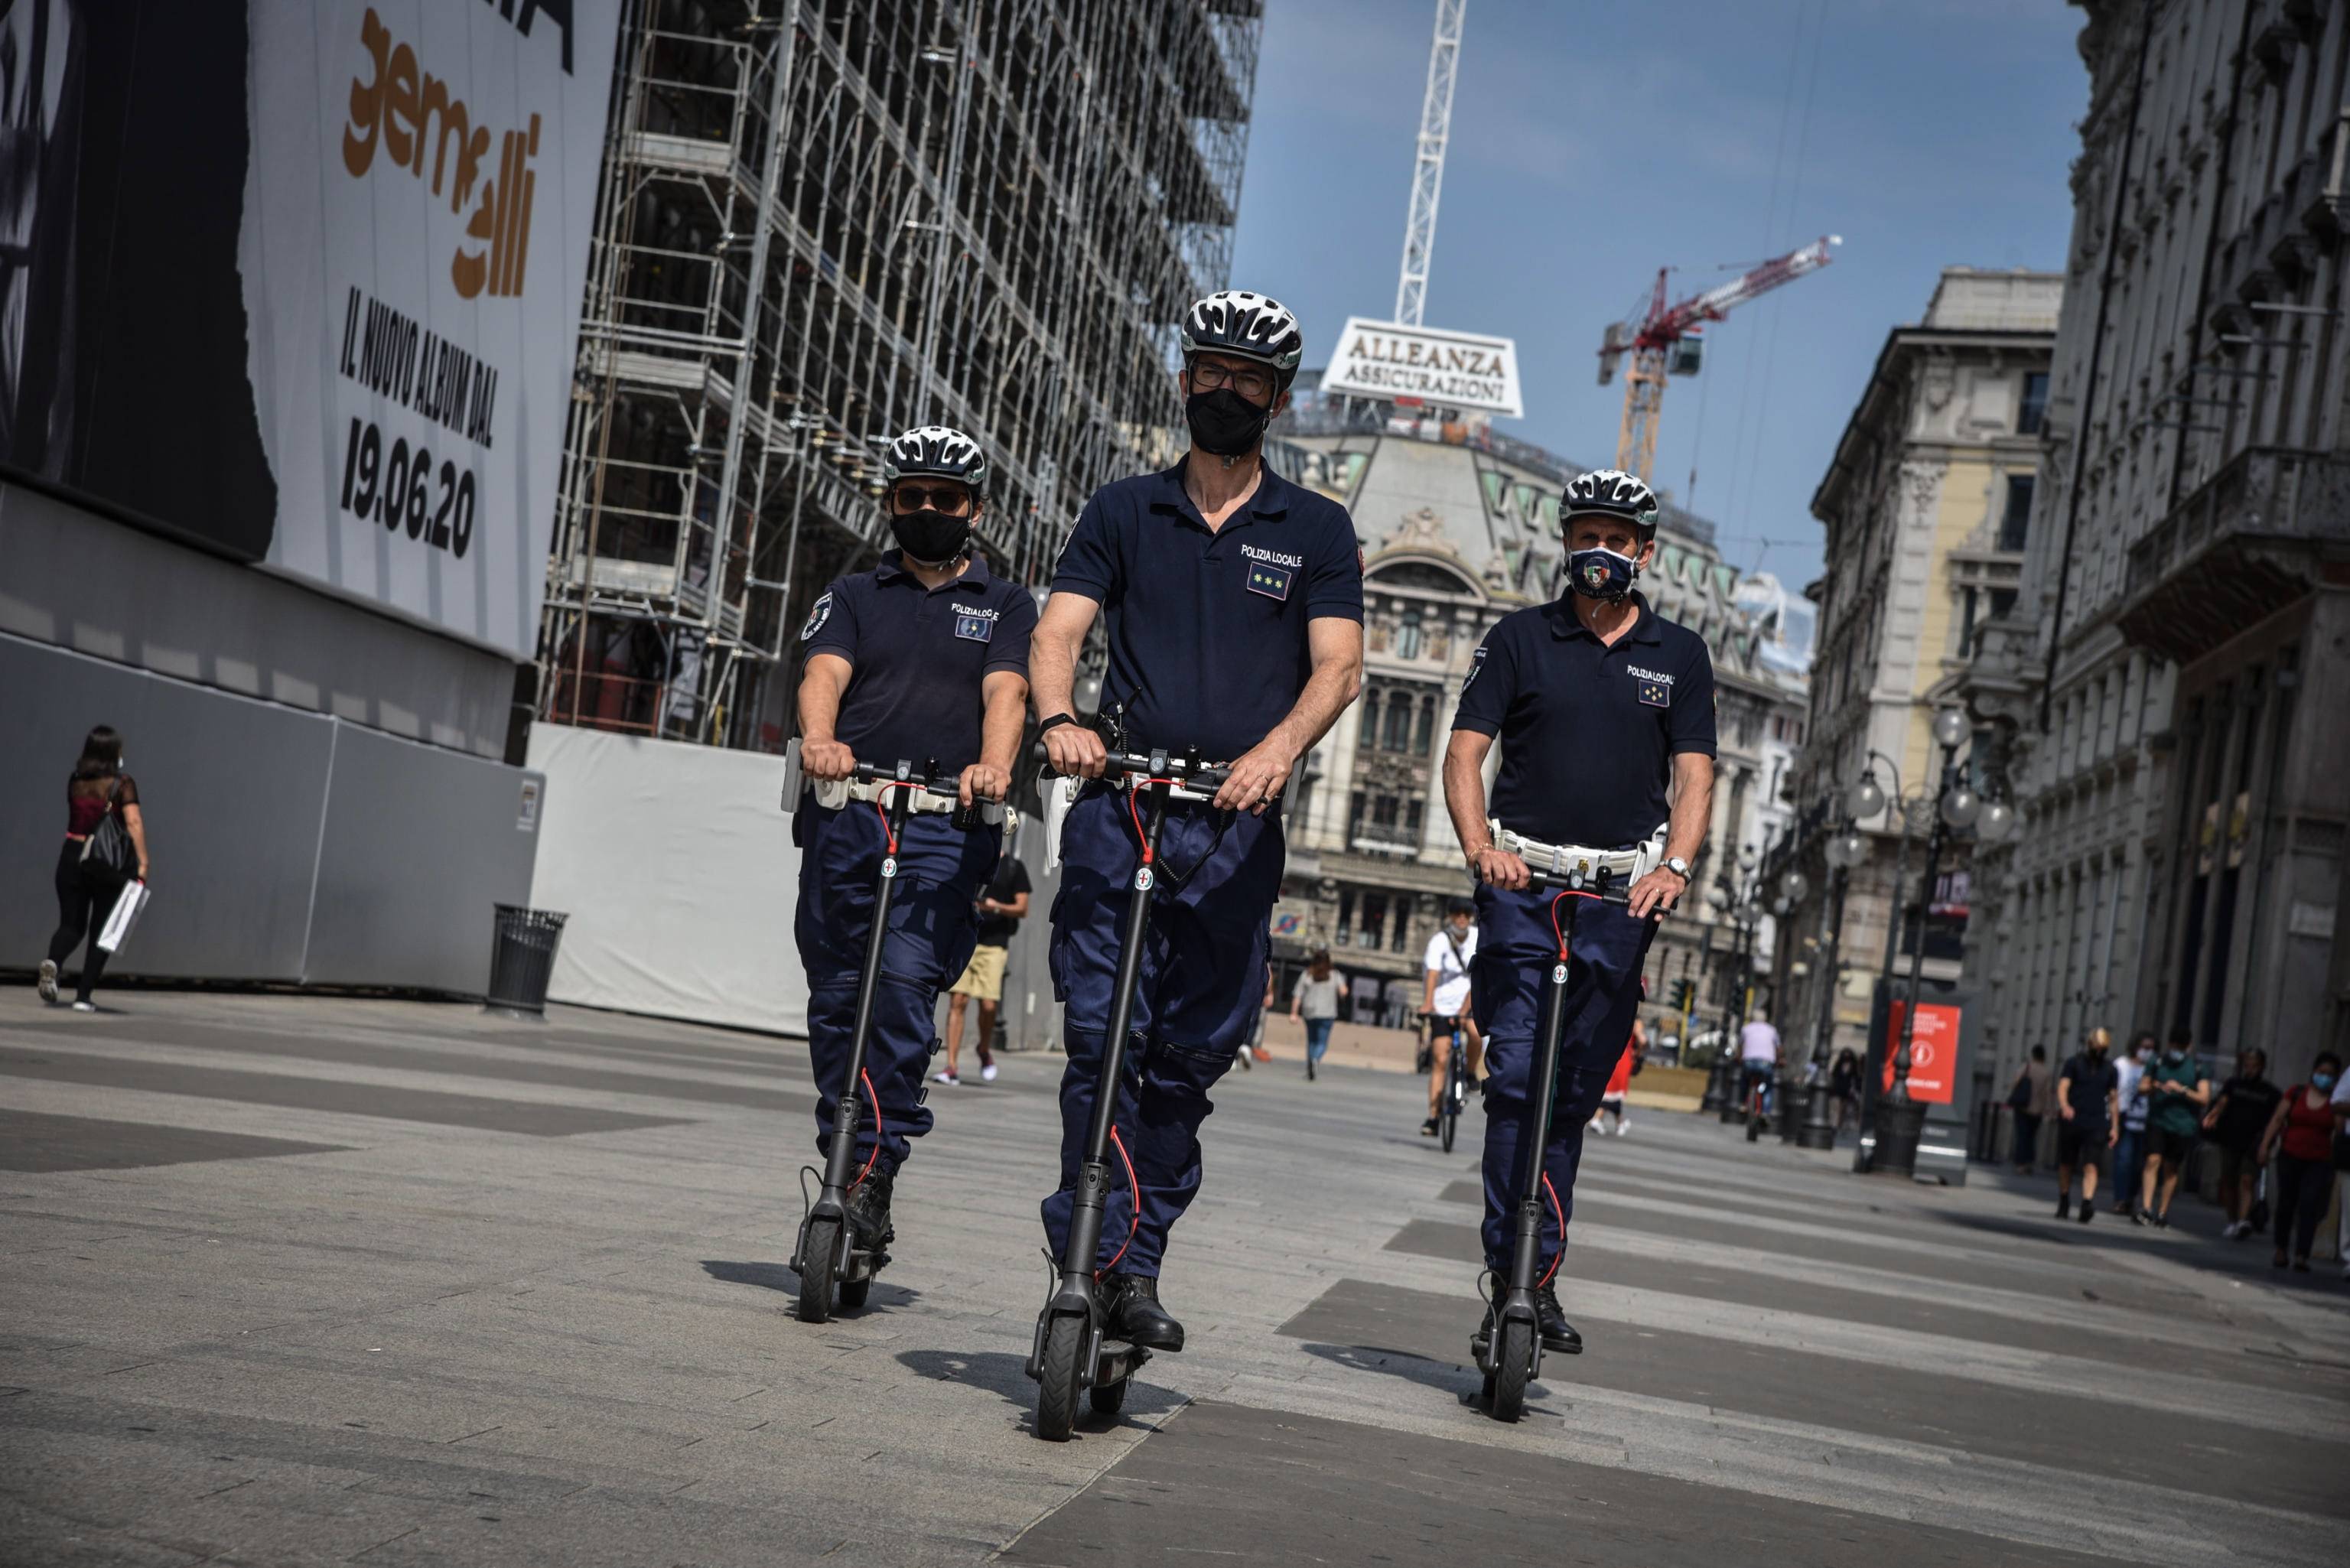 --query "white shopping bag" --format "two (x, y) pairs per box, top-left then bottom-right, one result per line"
(97, 880), (150, 955)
